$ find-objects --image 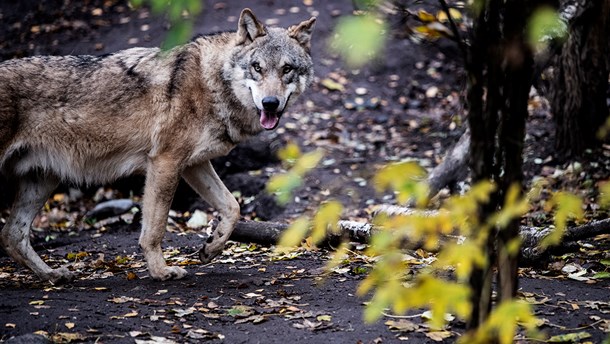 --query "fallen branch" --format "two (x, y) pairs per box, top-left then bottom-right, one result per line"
(425, 129), (470, 199)
(229, 213), (610, 265)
